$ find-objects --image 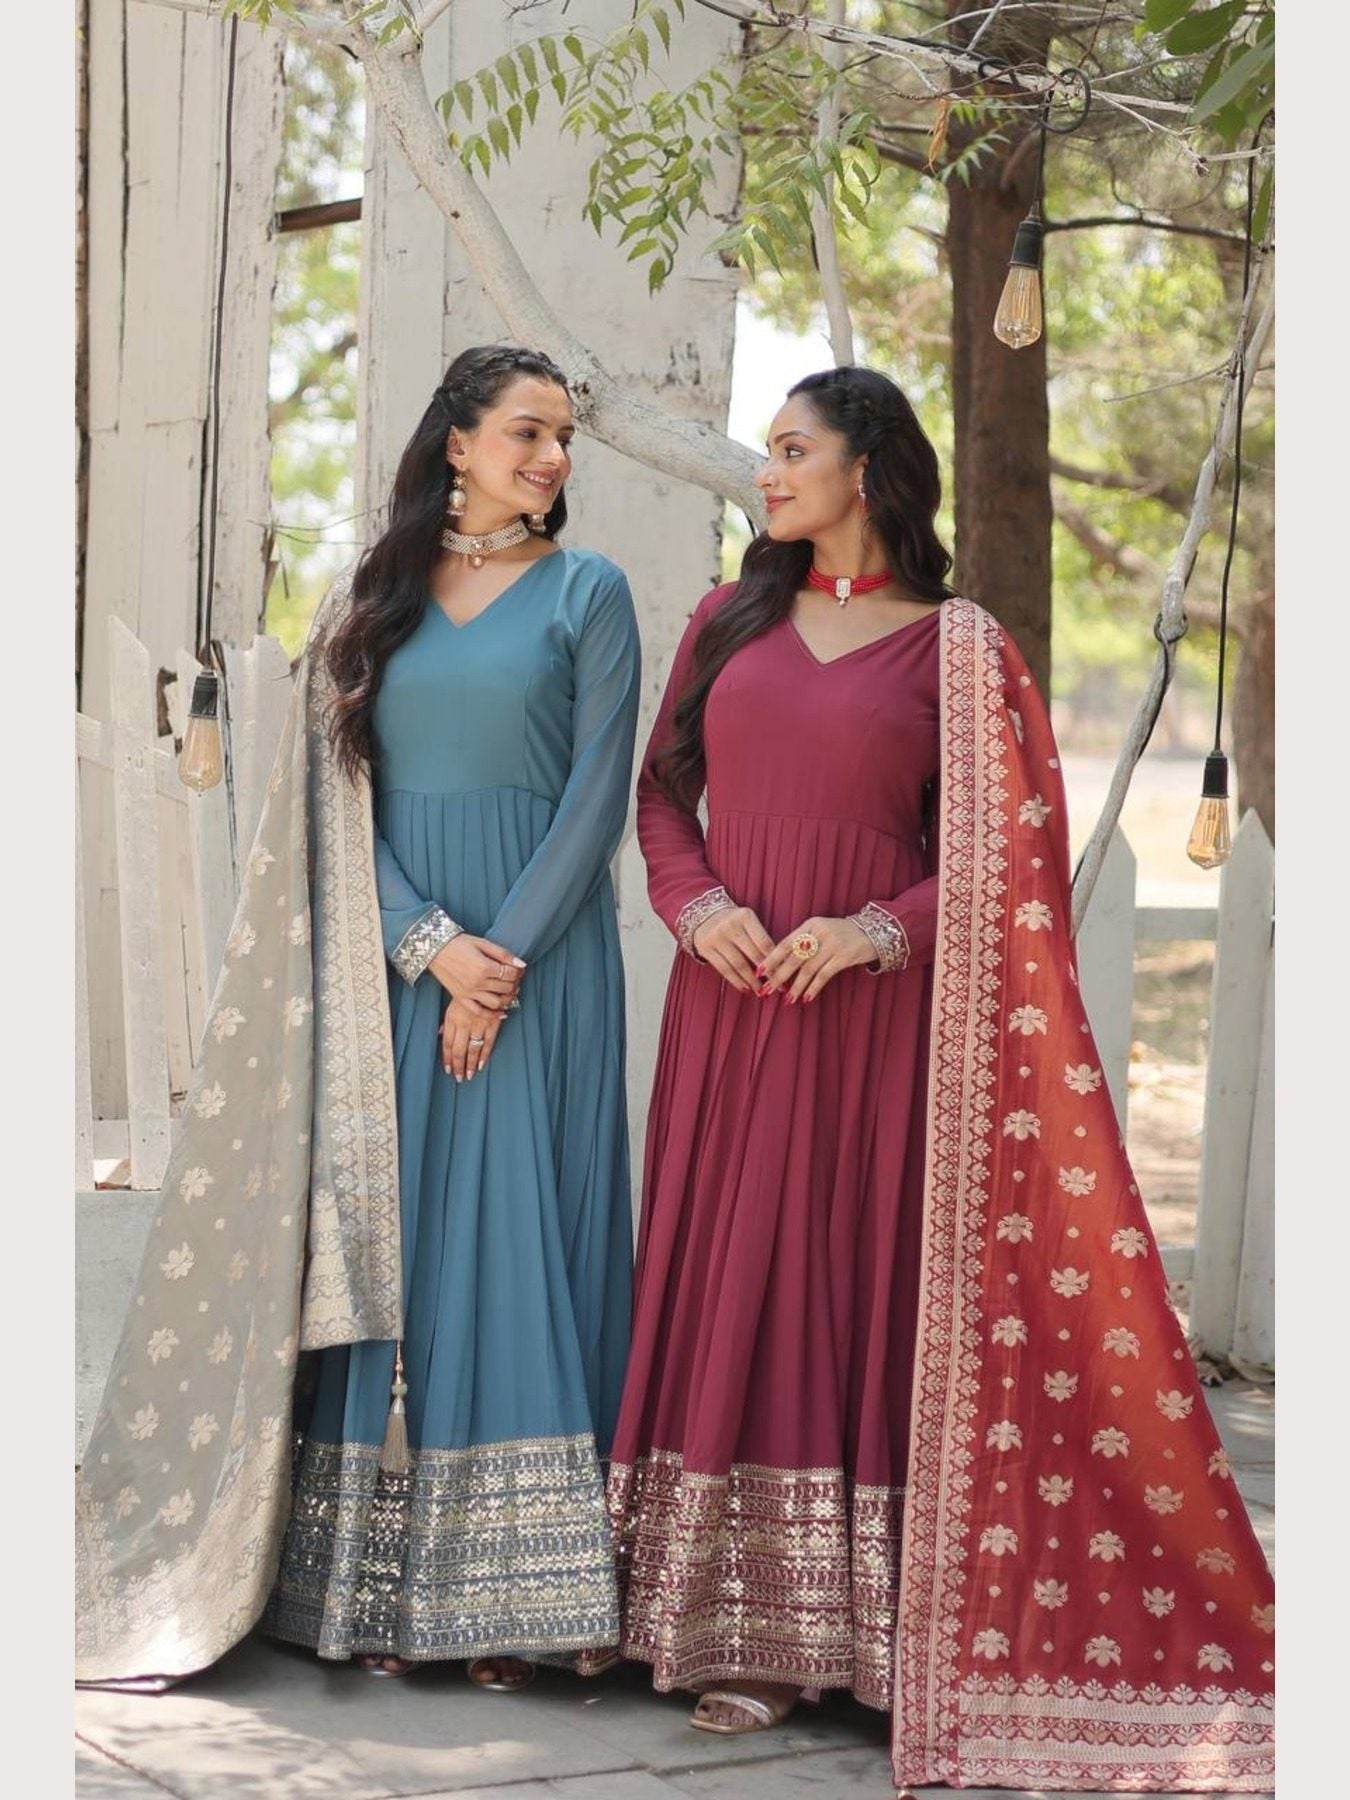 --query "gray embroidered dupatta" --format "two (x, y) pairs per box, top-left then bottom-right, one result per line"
(76, 570), (404, 1687)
